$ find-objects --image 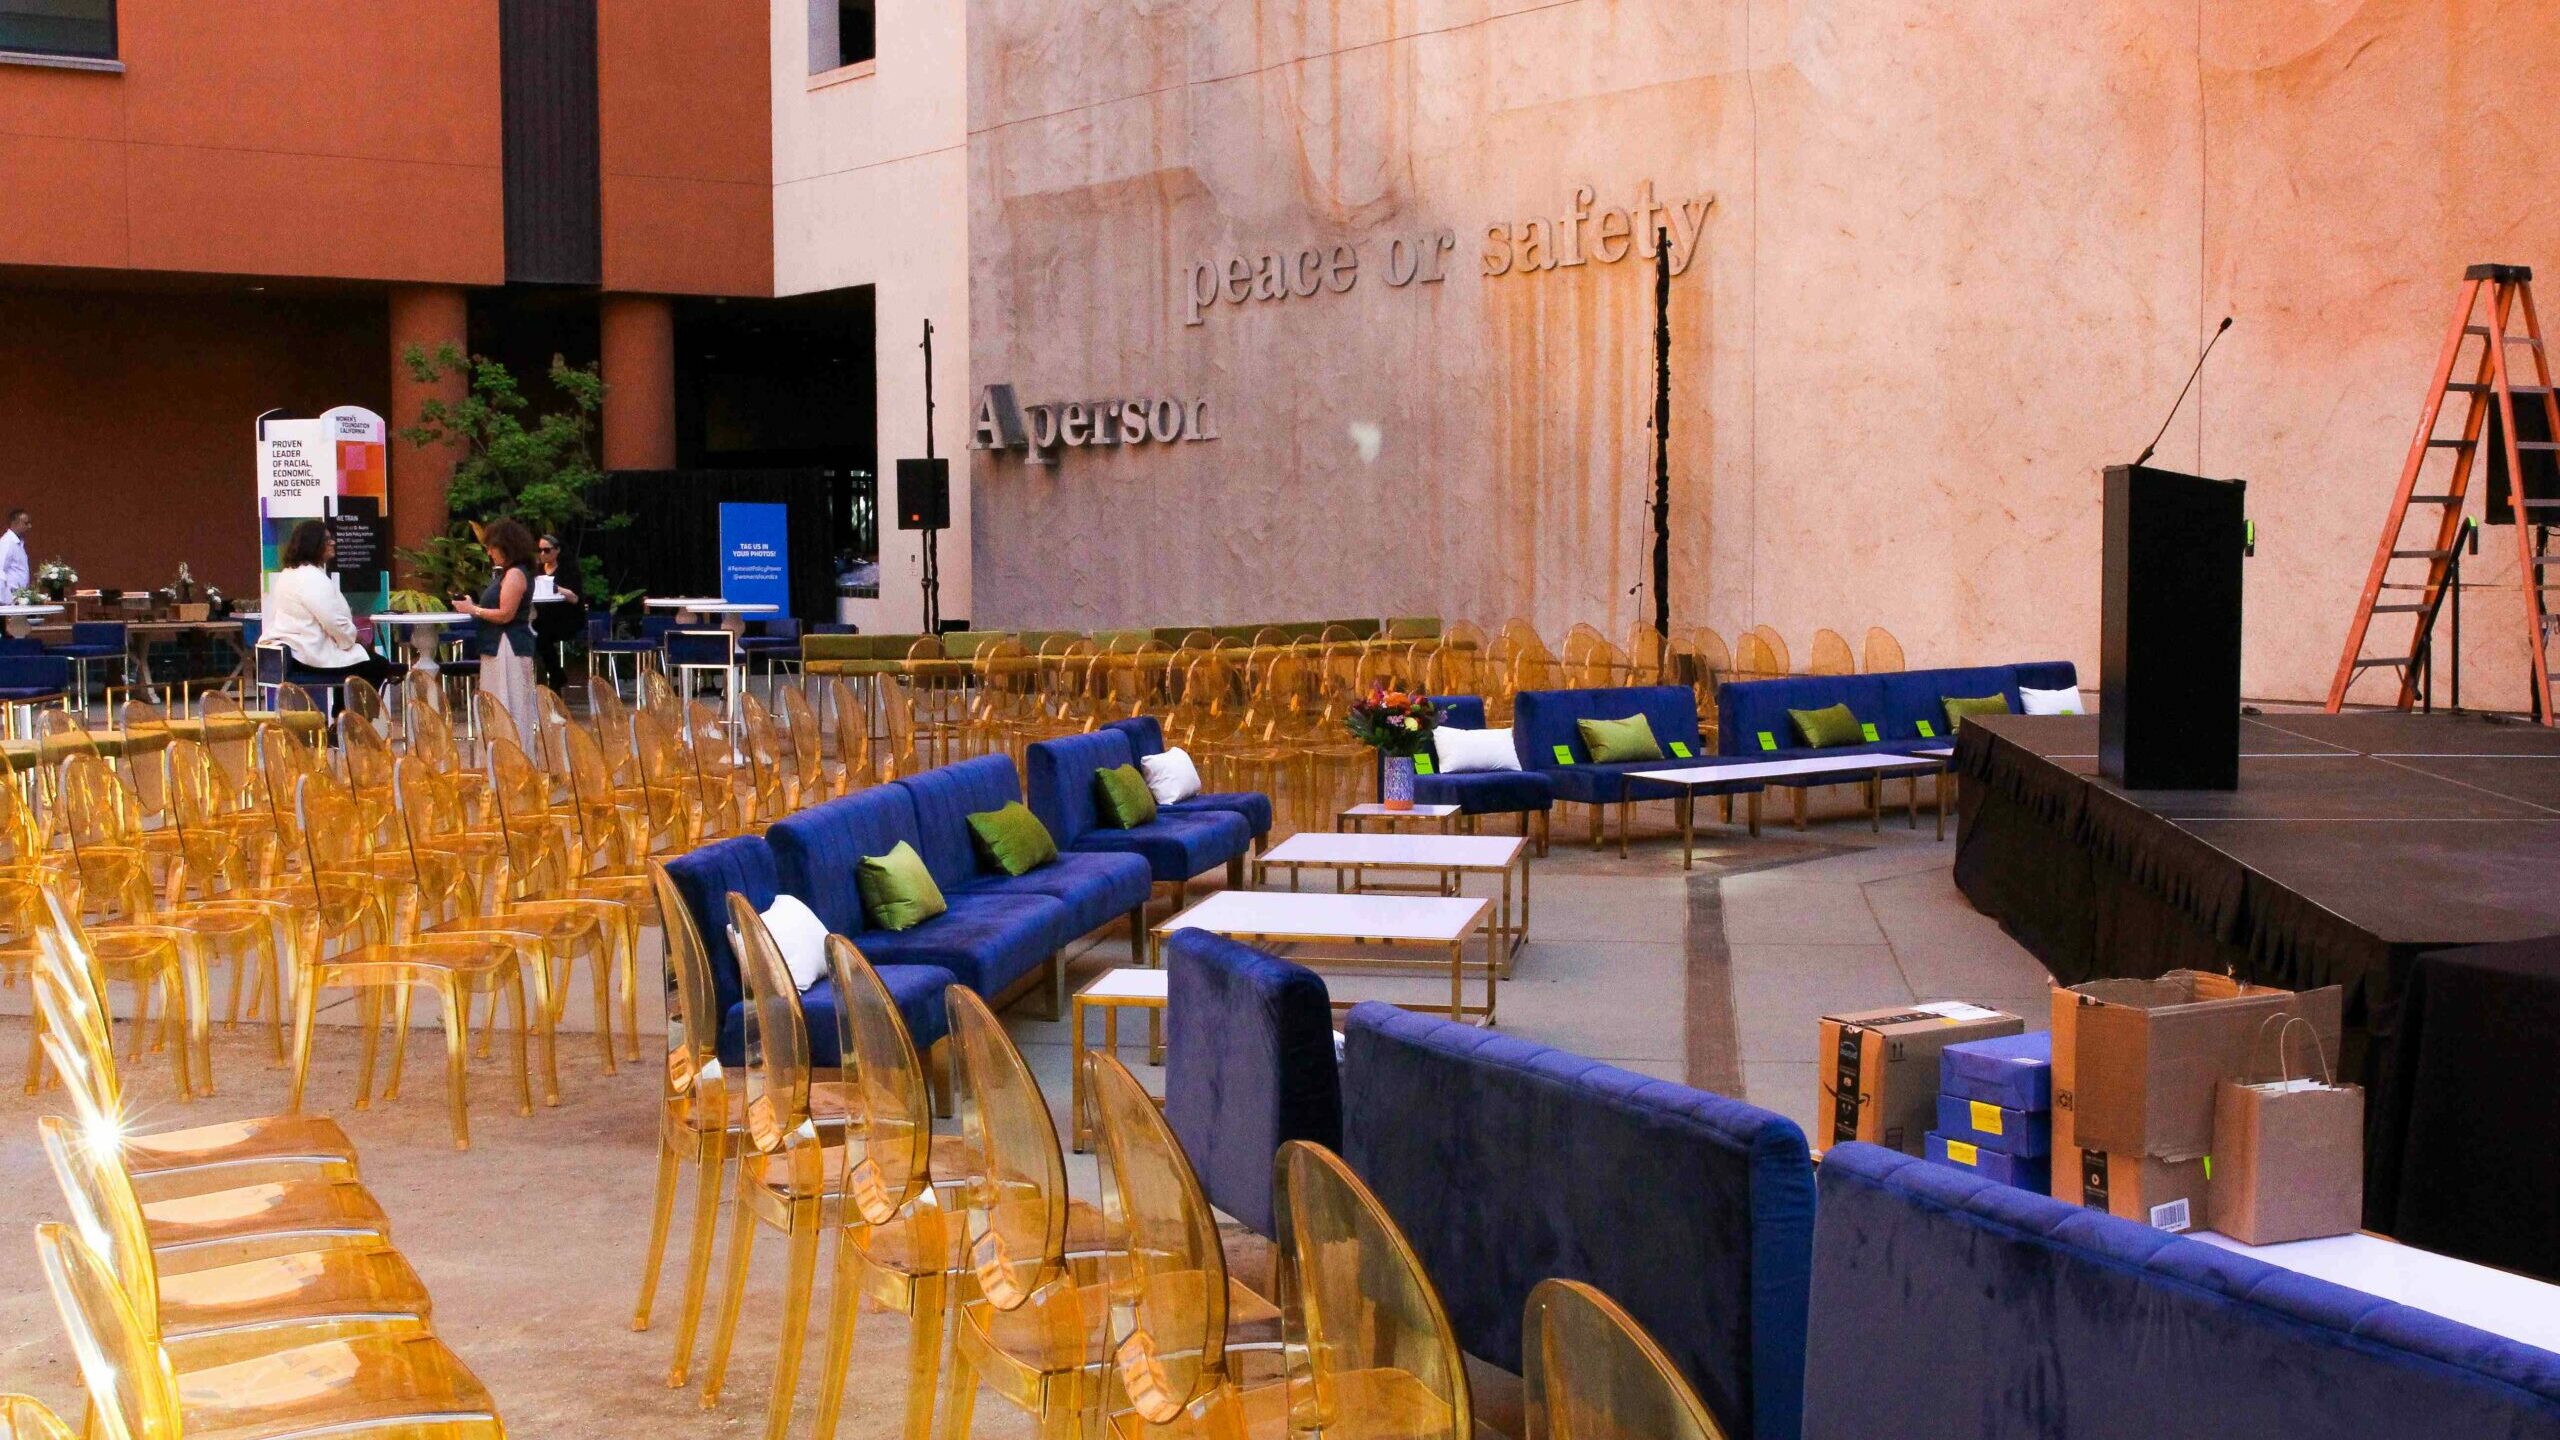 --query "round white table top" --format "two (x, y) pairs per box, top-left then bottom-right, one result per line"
(0, 604), (66, 618)
(658, 601), (778, 616)
(371, 611), (471, 626)
(642, 597), (726, 610)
